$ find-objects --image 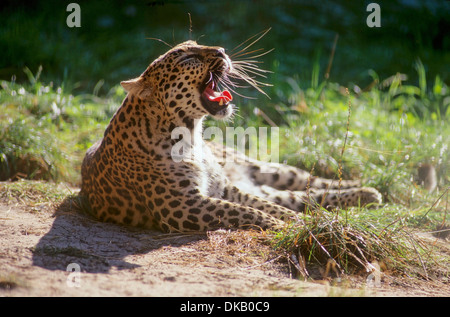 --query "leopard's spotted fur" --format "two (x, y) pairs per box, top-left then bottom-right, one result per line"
(80, 41), (382, 232)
